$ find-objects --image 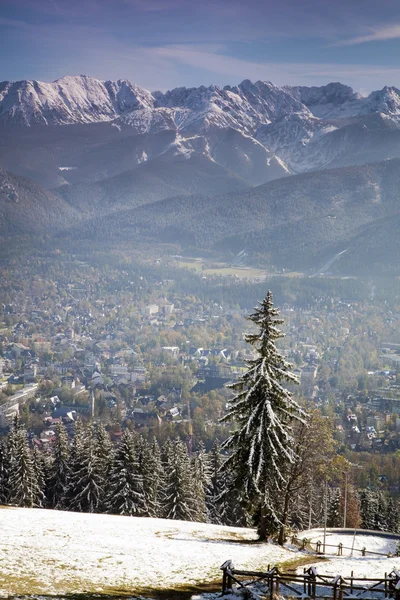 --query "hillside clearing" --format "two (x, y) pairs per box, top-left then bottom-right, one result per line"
(0, 507), (294, 596)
